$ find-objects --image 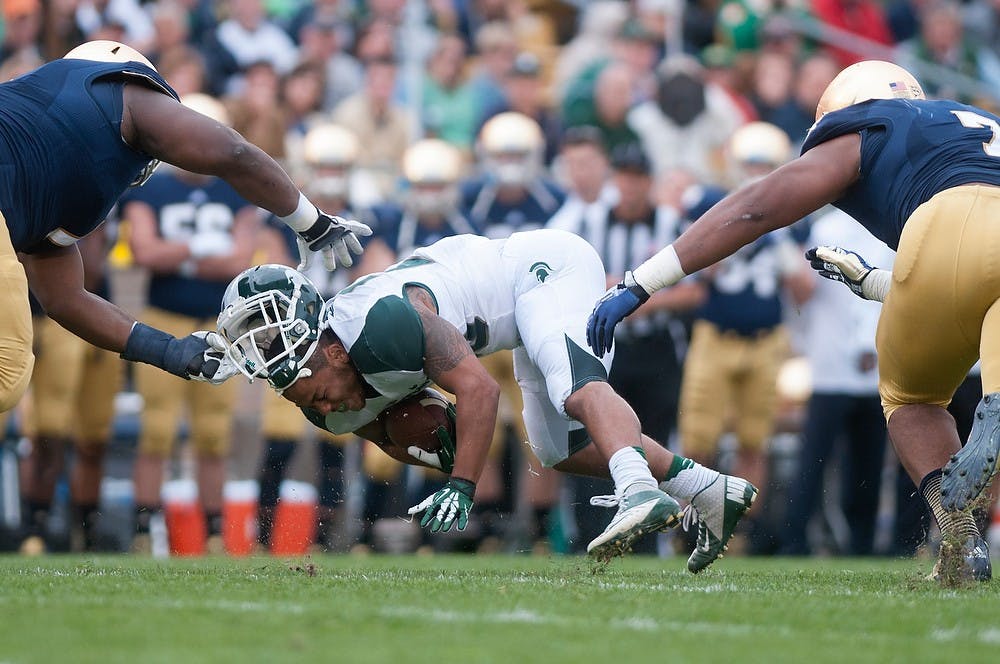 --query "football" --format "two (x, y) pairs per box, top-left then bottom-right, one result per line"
(379, 388), (454, 465)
